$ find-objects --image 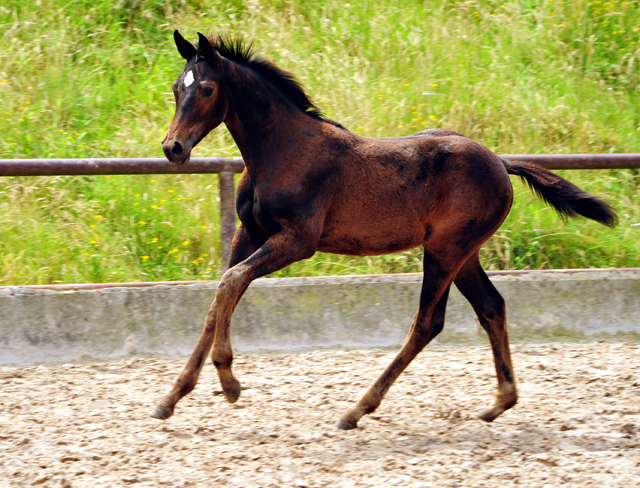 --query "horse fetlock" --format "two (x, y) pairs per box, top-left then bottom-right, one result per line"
(476, 386), (518, 422)
(176, 377), (198, 396)
(212, 347), (234, 370)
(496, 383), (518, 407)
